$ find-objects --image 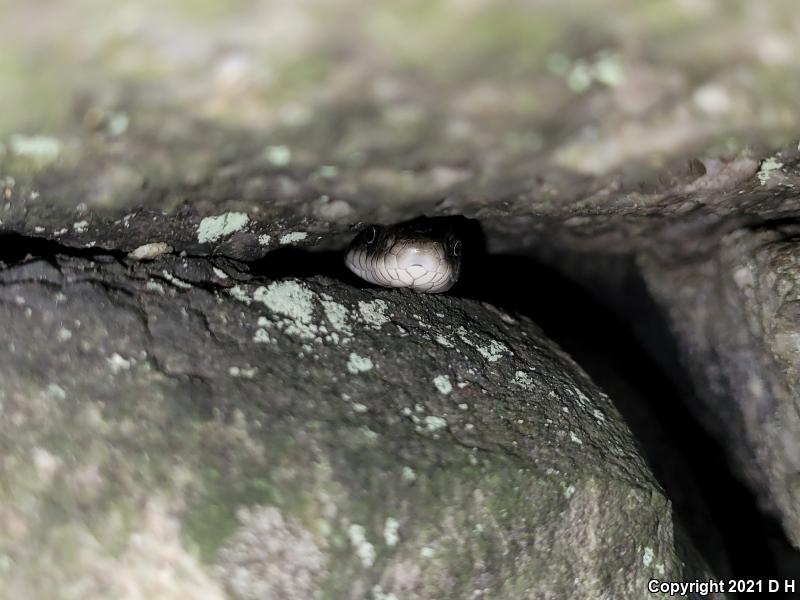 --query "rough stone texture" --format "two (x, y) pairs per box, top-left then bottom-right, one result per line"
(0, 254), (714, 599)
(3, 0), (800, 590)
(640, 227), (800, 547)
(2, 0), (800, 263)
